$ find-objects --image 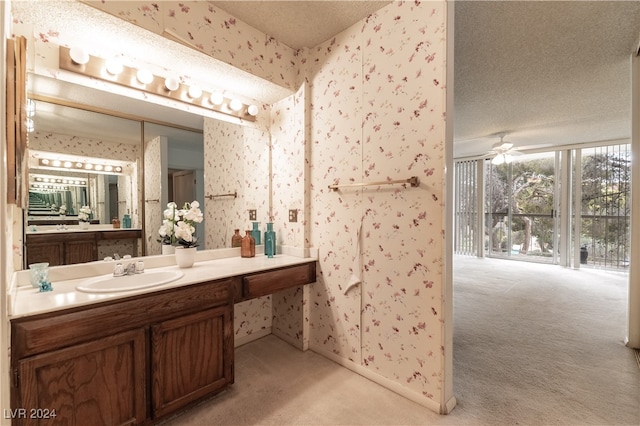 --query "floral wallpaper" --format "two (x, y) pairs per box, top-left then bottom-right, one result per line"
(203, 117), (269, 249)
(83, 0), (298, 92)
(12, 0), (452, 413)
(305, 1), (448, 407)
(144, 135), (165, 255)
